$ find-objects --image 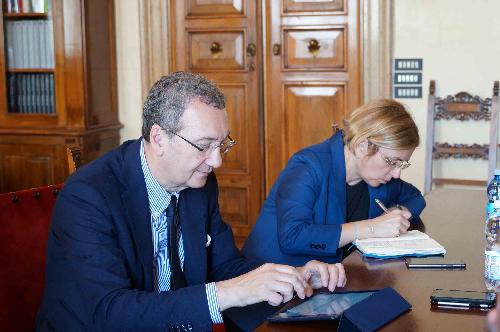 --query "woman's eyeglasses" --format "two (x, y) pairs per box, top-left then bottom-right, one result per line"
(378, 150), (411, 170)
